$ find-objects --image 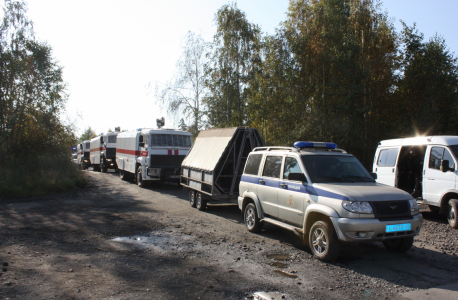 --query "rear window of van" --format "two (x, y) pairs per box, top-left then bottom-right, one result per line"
(377, 148), (399, 166)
